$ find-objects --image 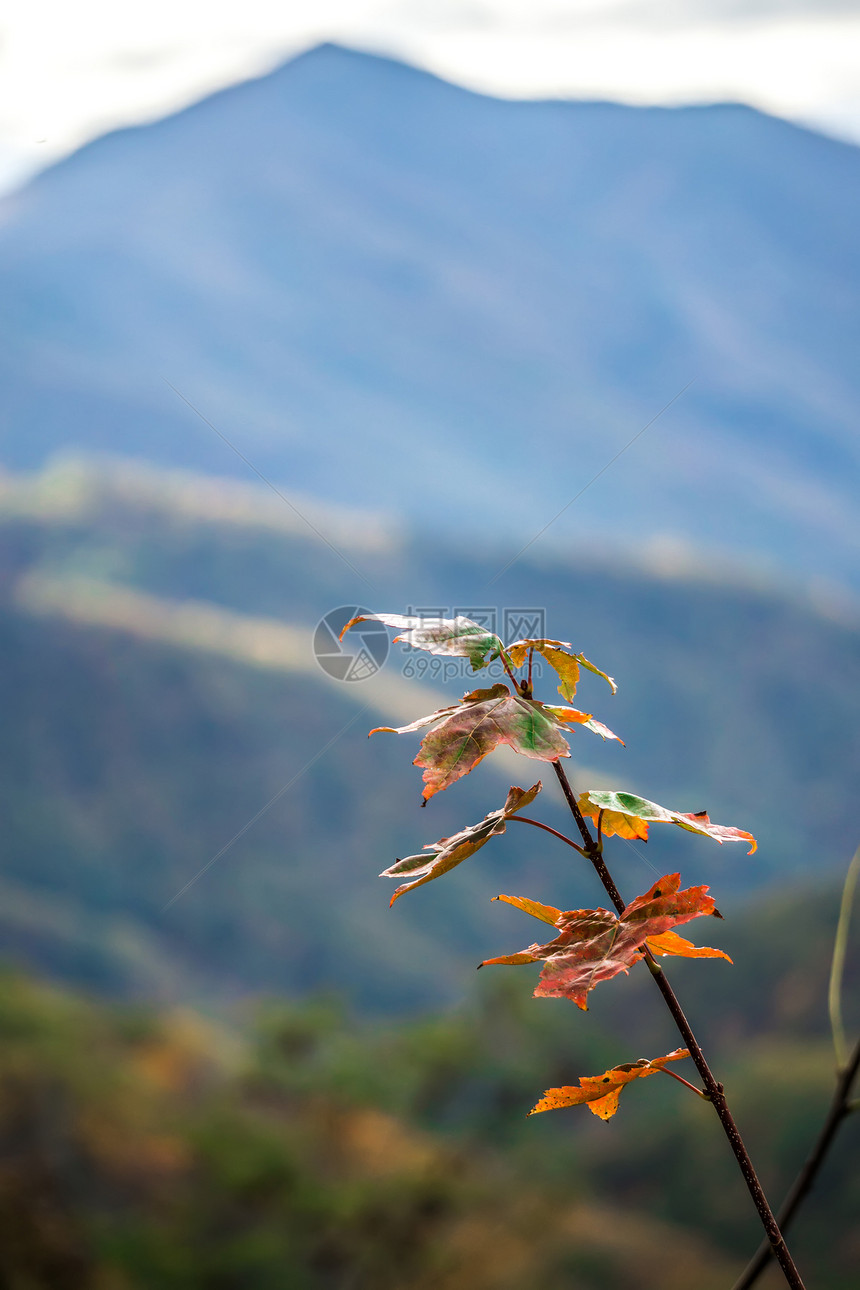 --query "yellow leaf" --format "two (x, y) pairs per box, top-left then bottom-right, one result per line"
(528, 1049), (690, 1120)
(645, 930), (732, 963)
